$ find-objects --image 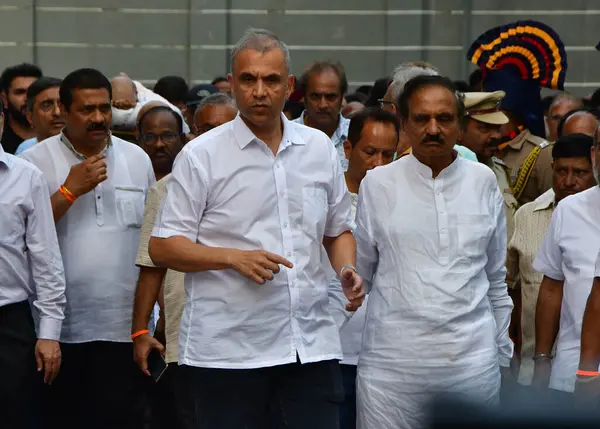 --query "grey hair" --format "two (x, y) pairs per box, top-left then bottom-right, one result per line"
(196, 93), (237, 111)
(389, 61), (439, 105)
(230, 28), (291, 73)
(549, 92), (583, 112)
